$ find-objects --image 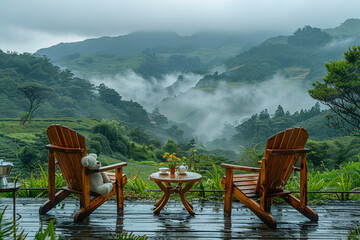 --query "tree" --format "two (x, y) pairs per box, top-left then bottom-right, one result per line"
(18, 83), (53, 124)
(152, 107), (168, 126)
(308, 46), (360, 135)
(129, 127), (150, 145)
(92, 120), (130, 156)
(124, 101), (149, 124)
(258, 109), (270, 120)
(97, 83), (122, 106)
(17, 145), (39, 169)
(162, 140), (183, 156)
(288, 25), (331, 47)
(274, 105), (285, 118)
(166, 125), (184, 140)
